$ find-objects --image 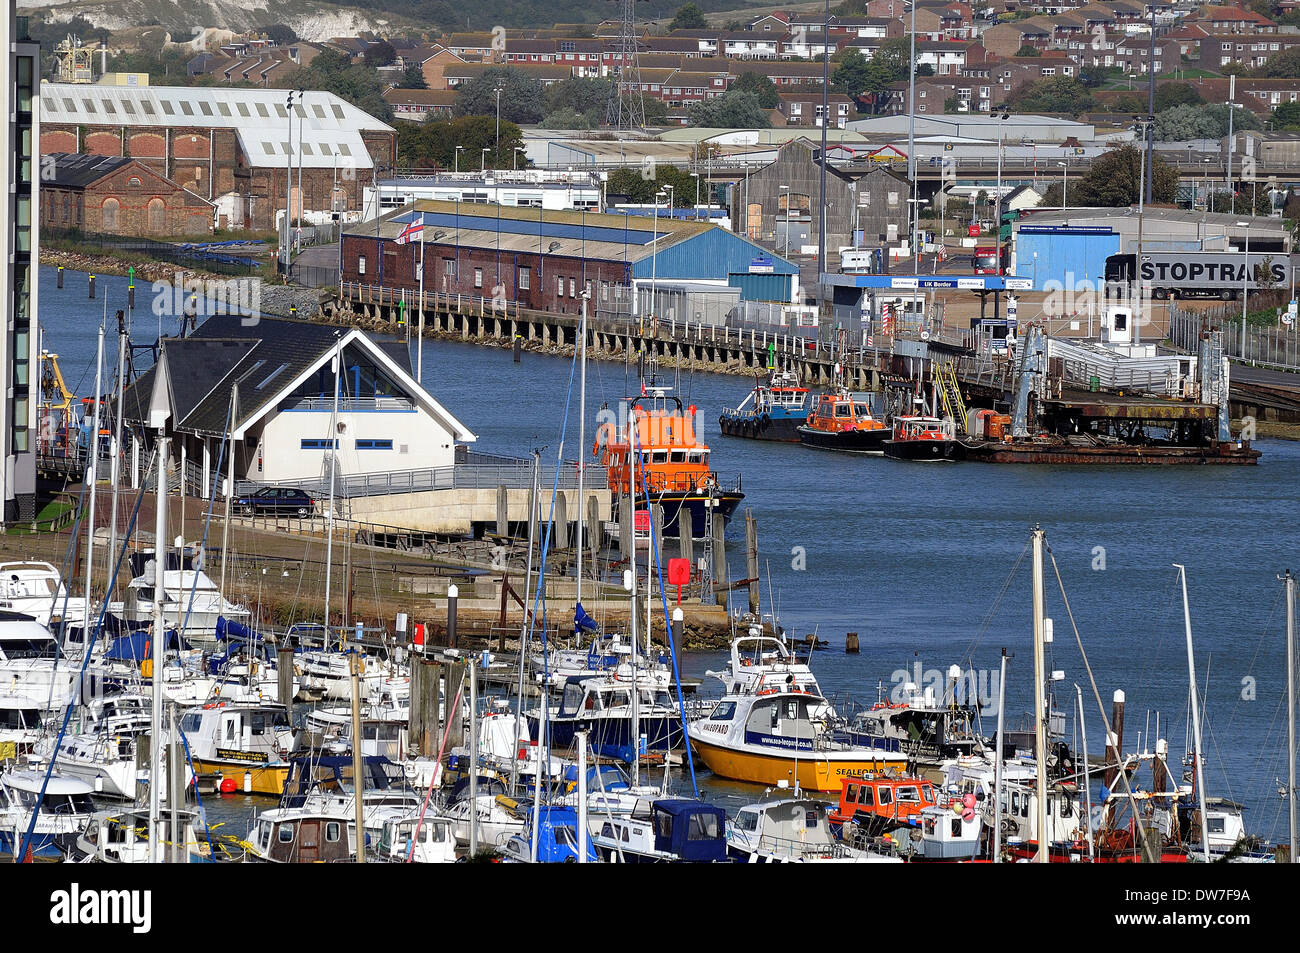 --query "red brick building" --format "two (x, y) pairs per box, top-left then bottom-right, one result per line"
(40, 153), (213, 237)
(39, 83), (395, 232)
